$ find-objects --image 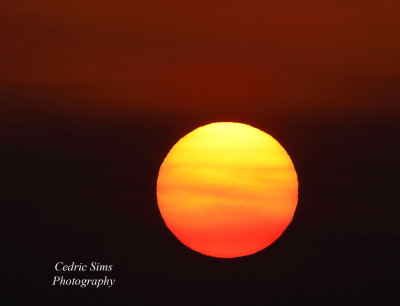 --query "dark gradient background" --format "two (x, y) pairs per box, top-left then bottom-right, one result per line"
(2, 1), (399, 305)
